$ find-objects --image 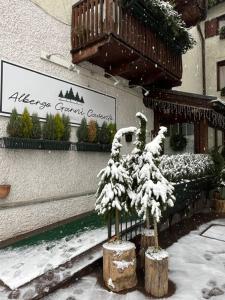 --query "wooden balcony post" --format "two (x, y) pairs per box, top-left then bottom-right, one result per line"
(105, 0), (114, 33)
